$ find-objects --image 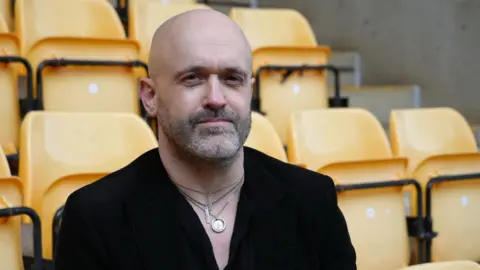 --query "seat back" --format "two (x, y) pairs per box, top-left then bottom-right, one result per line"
(0, 146), (11, 177)
(288, 108), (393, 170)
(288, 108), (410, 270)
(0, 14), (21, 152)
(391, 108), (480, 262)
(253, 47), (330, 144)
(0, 0), (11, 31)
(43, 172), (108, 259)
(18, 112), (158, 221)
(244, 111), (287, 162)
(338, 186), (410, 270)
(0, 59), (20, 152)
(129, 2), (209, 63)
(229, 7), (317, 51)
(16, 0), (141, 114)
(412, 153), (480, 262)
(38, 62), (141, 114)
(390, 107), (477, 173)
(16, 0), (127, 54)
(0, 149), (23, 270)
